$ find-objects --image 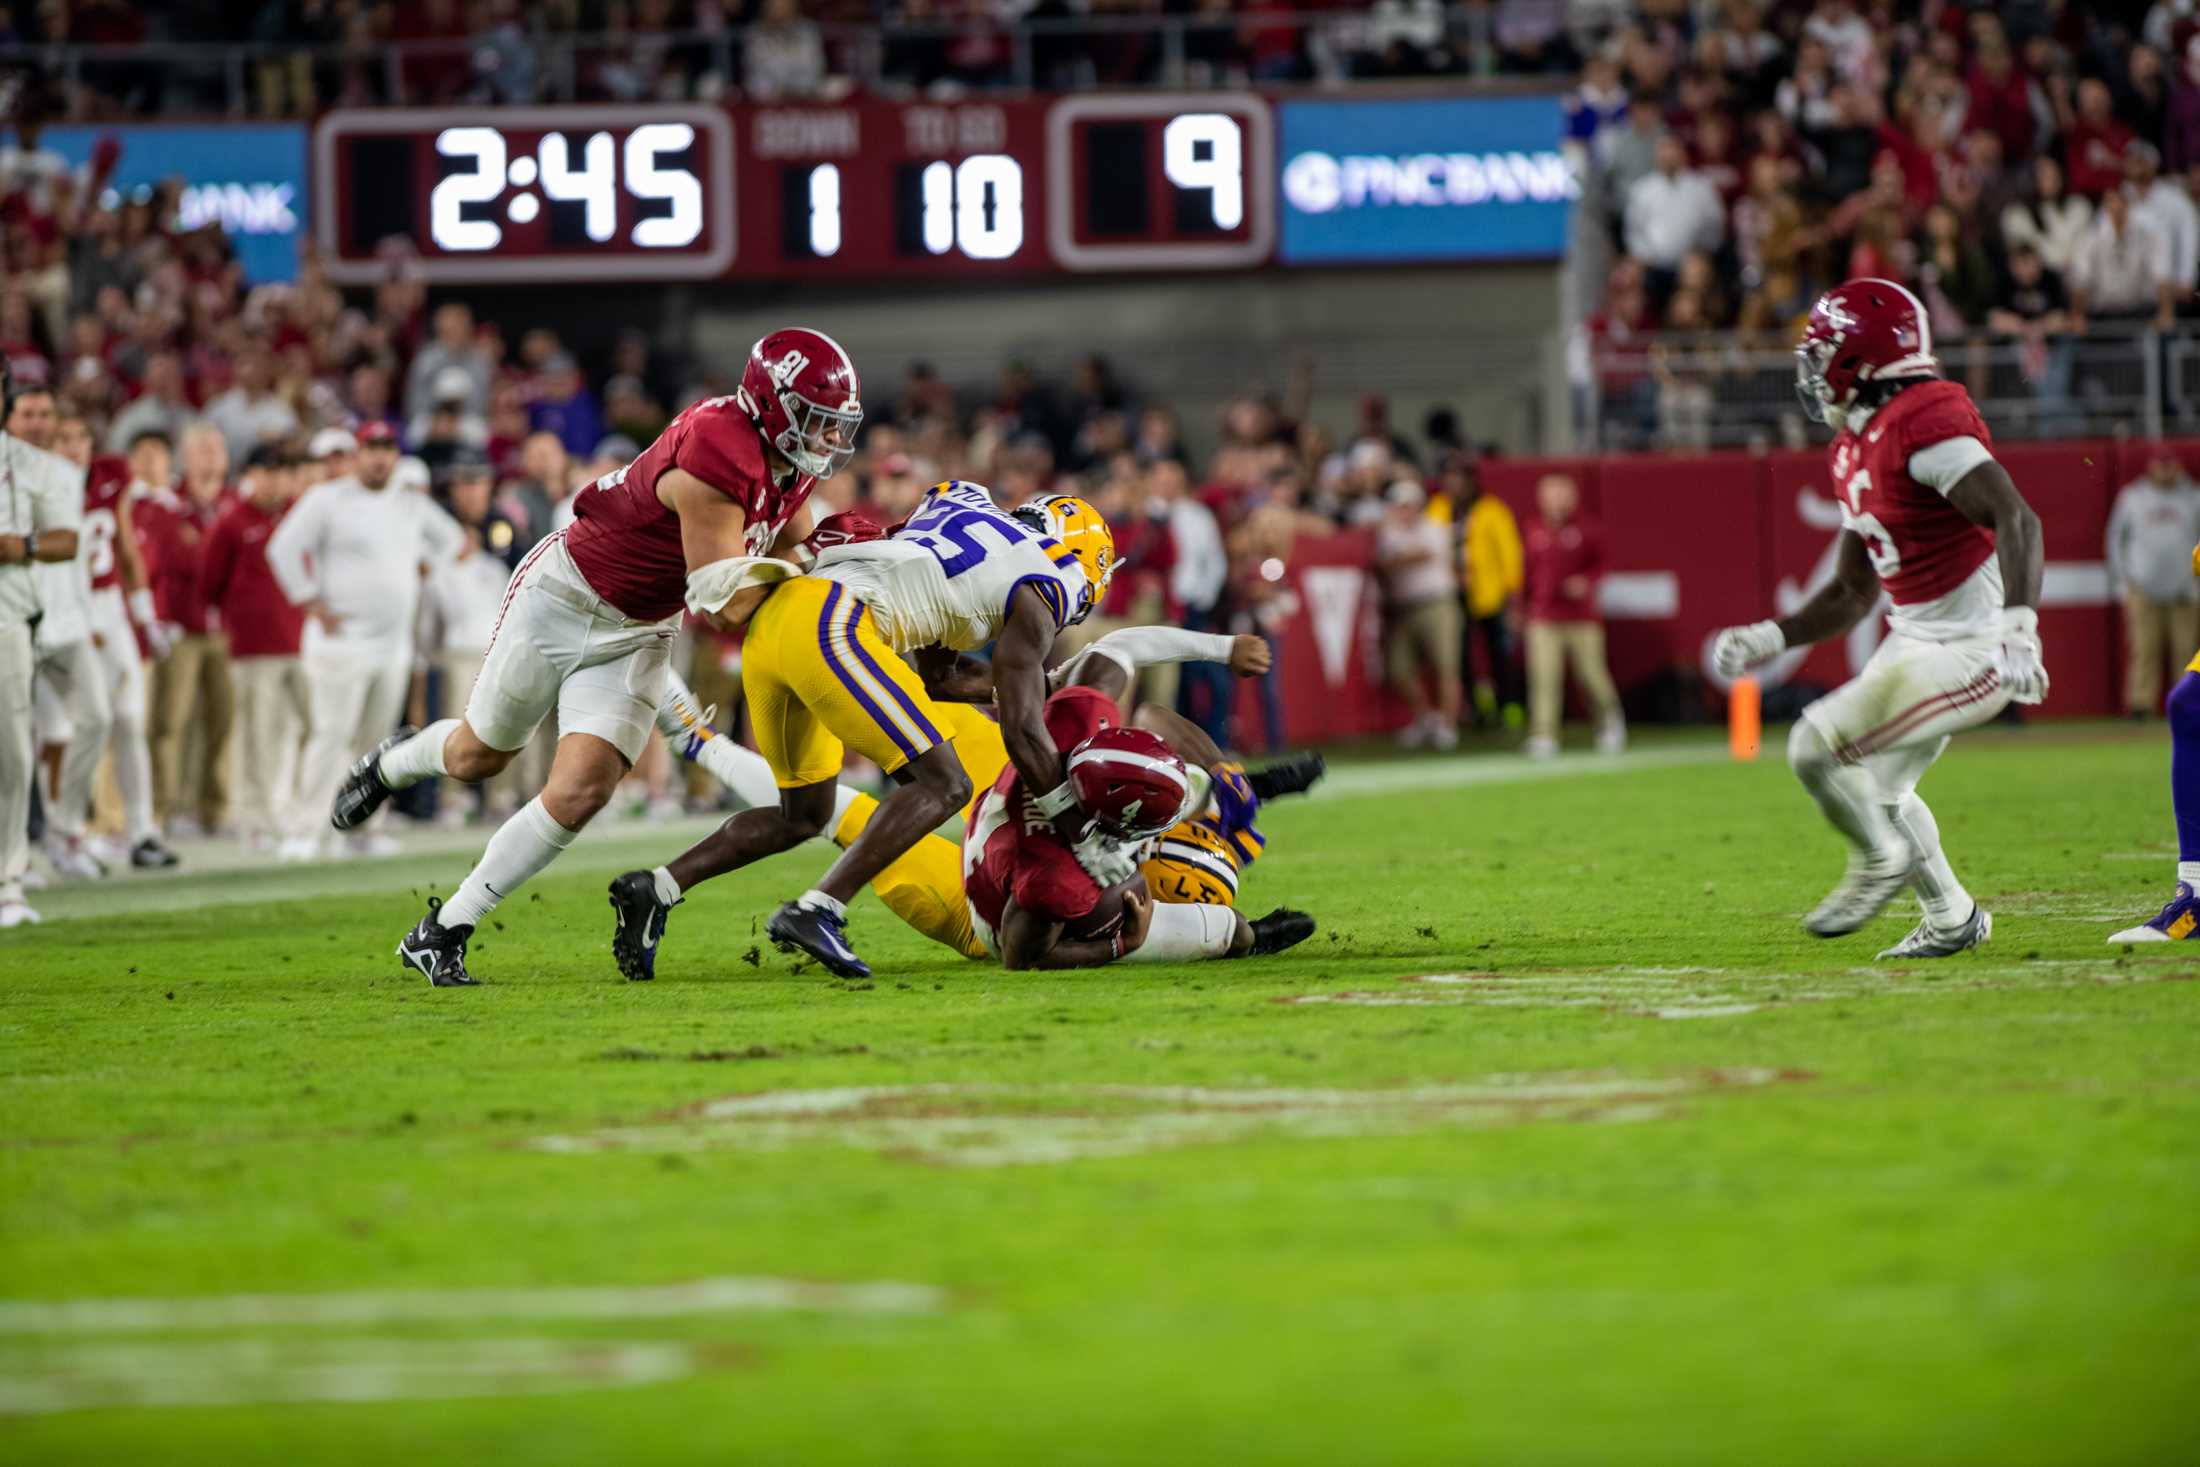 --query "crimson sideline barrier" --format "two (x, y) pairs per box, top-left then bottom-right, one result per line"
(1247, 439), (2175, 739)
